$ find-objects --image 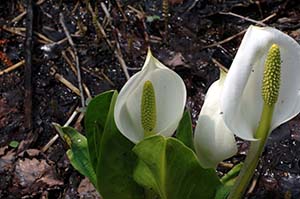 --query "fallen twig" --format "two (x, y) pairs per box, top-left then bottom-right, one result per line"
(101, 2), (112, 27)
(1, 26), (25, 37)
(24, 0), (34, 131)
(127, 5), (149, 44)
(11, 0), (45, 24)
(115, 0), (128, 21)
(185, 0), (199, 13)
(218, 161), (234, 169)
(59, 13), (85, 108)
(87, 1), (130, 80)
(1, 26), (55, 44)
(219, 11), (266, 26)
(81, 66), (115, 87)
(246, 176), (258, 195)
(50, 68), (81, 96)
(127, 5), (144, 19)
(62, 50), (92, 98)
(202, 13), (276, 49)
(203, 31), (246, 49)
(0, 60), (25, 76)
(212, 58), (229, 72)
(113, 28), (130, 80)
(86, 2), (112, 48)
